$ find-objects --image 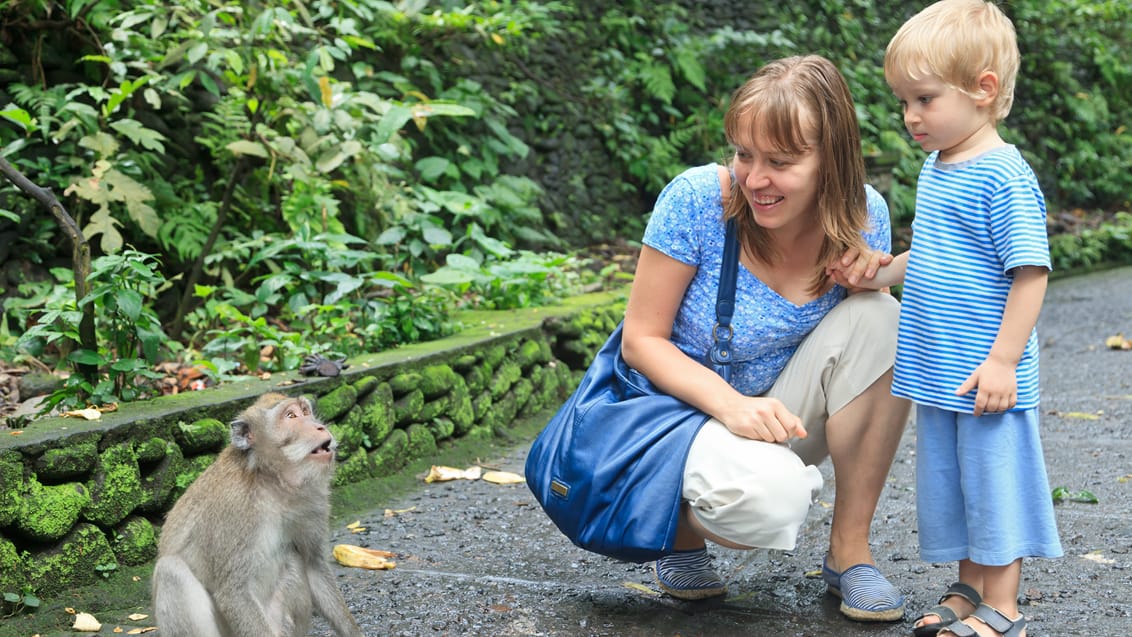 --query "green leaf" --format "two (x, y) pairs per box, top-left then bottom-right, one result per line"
(110, 118), (166, 153)
(69, 349), (104, 365)
(116, 289), (143, 322)
(227, 140), (269, 158)
(420, 267), (477, 285)
(415, 156), (451, 181)
(0, 106), (34, 131)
